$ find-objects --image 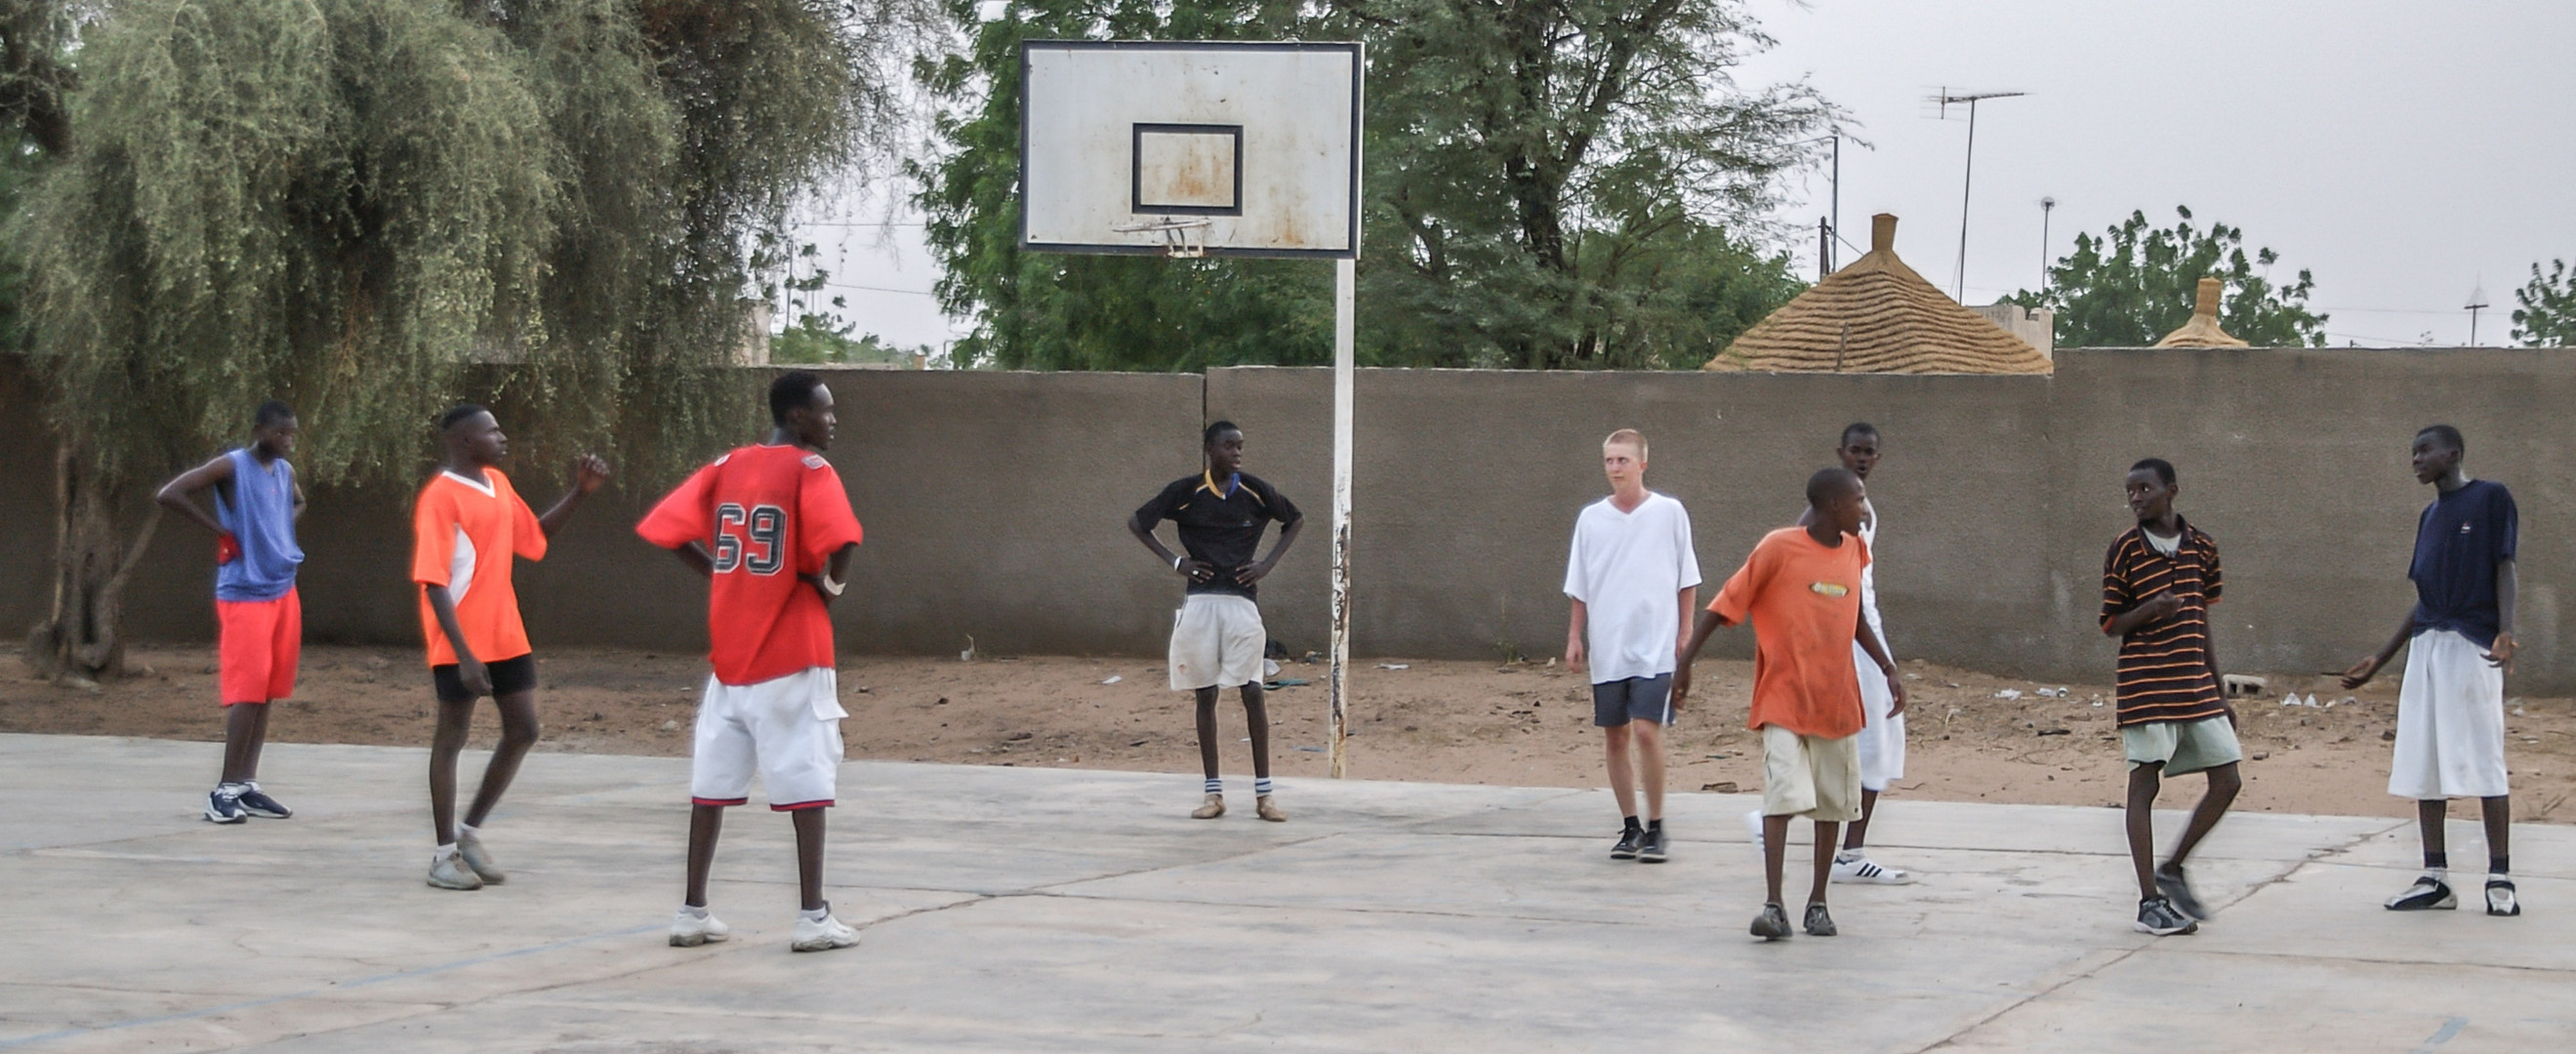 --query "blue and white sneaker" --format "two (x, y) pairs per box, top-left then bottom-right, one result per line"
(204, 785), (249, 824)
(234, 781), (292, 820)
